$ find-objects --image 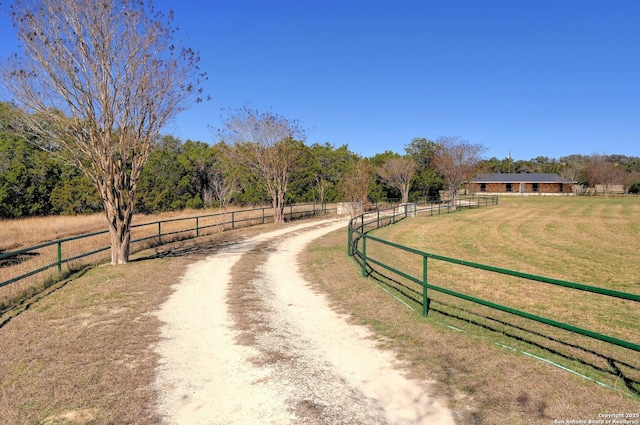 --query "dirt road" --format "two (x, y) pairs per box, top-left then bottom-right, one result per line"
(154, 218), (455, 425)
